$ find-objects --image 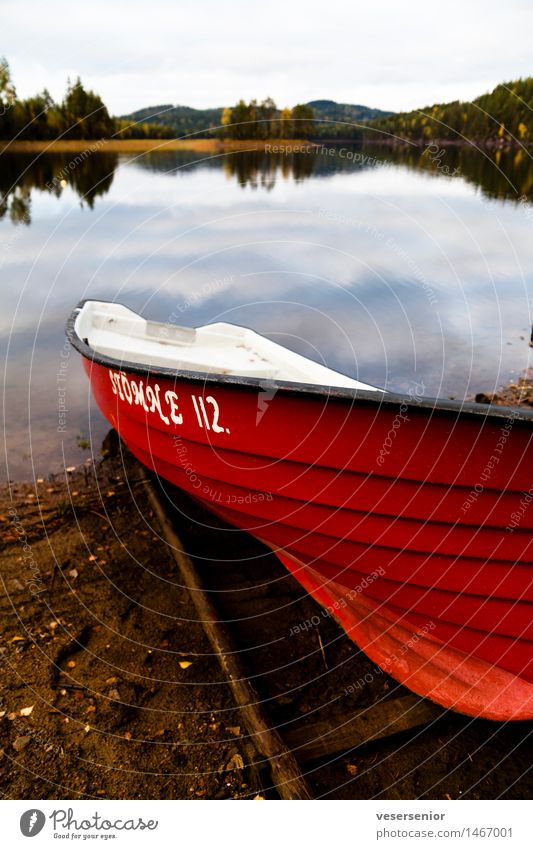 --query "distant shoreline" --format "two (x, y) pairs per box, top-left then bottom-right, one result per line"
(0, 138), (319, 154)
(2, 137), (530, 155)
